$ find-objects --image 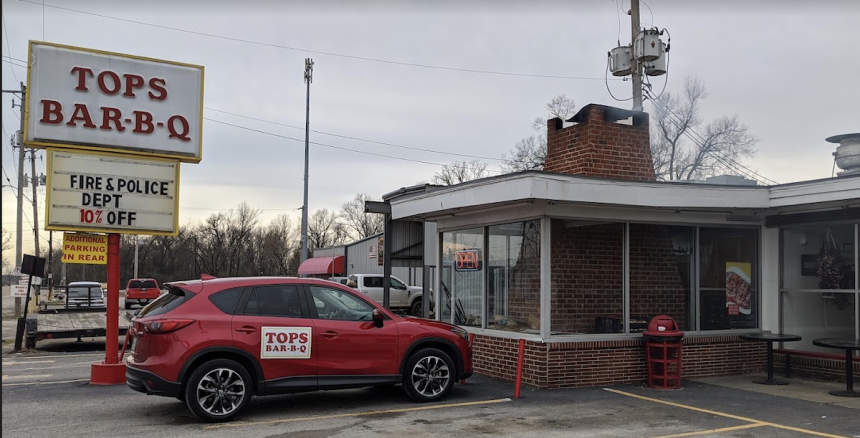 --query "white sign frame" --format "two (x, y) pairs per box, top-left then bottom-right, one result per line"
(24, 41), (204, 163)
(46, 150), (180, 235)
